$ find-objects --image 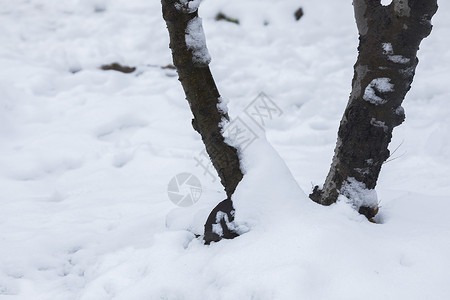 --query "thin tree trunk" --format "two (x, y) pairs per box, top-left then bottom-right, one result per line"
(310, 0), (438, 219)
(161, 0), (243, 243)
